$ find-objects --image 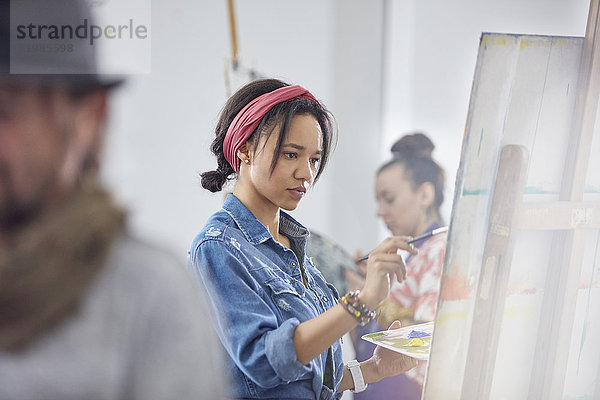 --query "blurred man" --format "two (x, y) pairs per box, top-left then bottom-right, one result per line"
(0, 1), (226, 398)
